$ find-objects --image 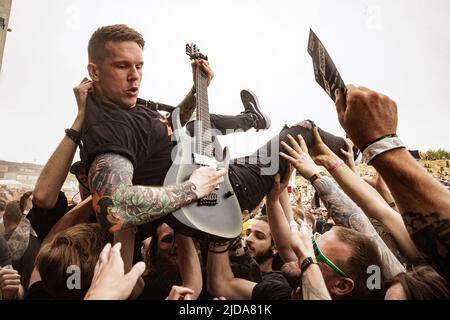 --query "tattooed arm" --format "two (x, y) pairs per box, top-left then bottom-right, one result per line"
(280, 133), (405, 278)
(371, 148), (450, 280)
(372, 148), (450, 218)
(313, 176), (405, 278)
(316, 153), (420, 263)
(6, 218), (31, 262)
(333, 86), (450, 280)
(88, 153), (226, 232)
